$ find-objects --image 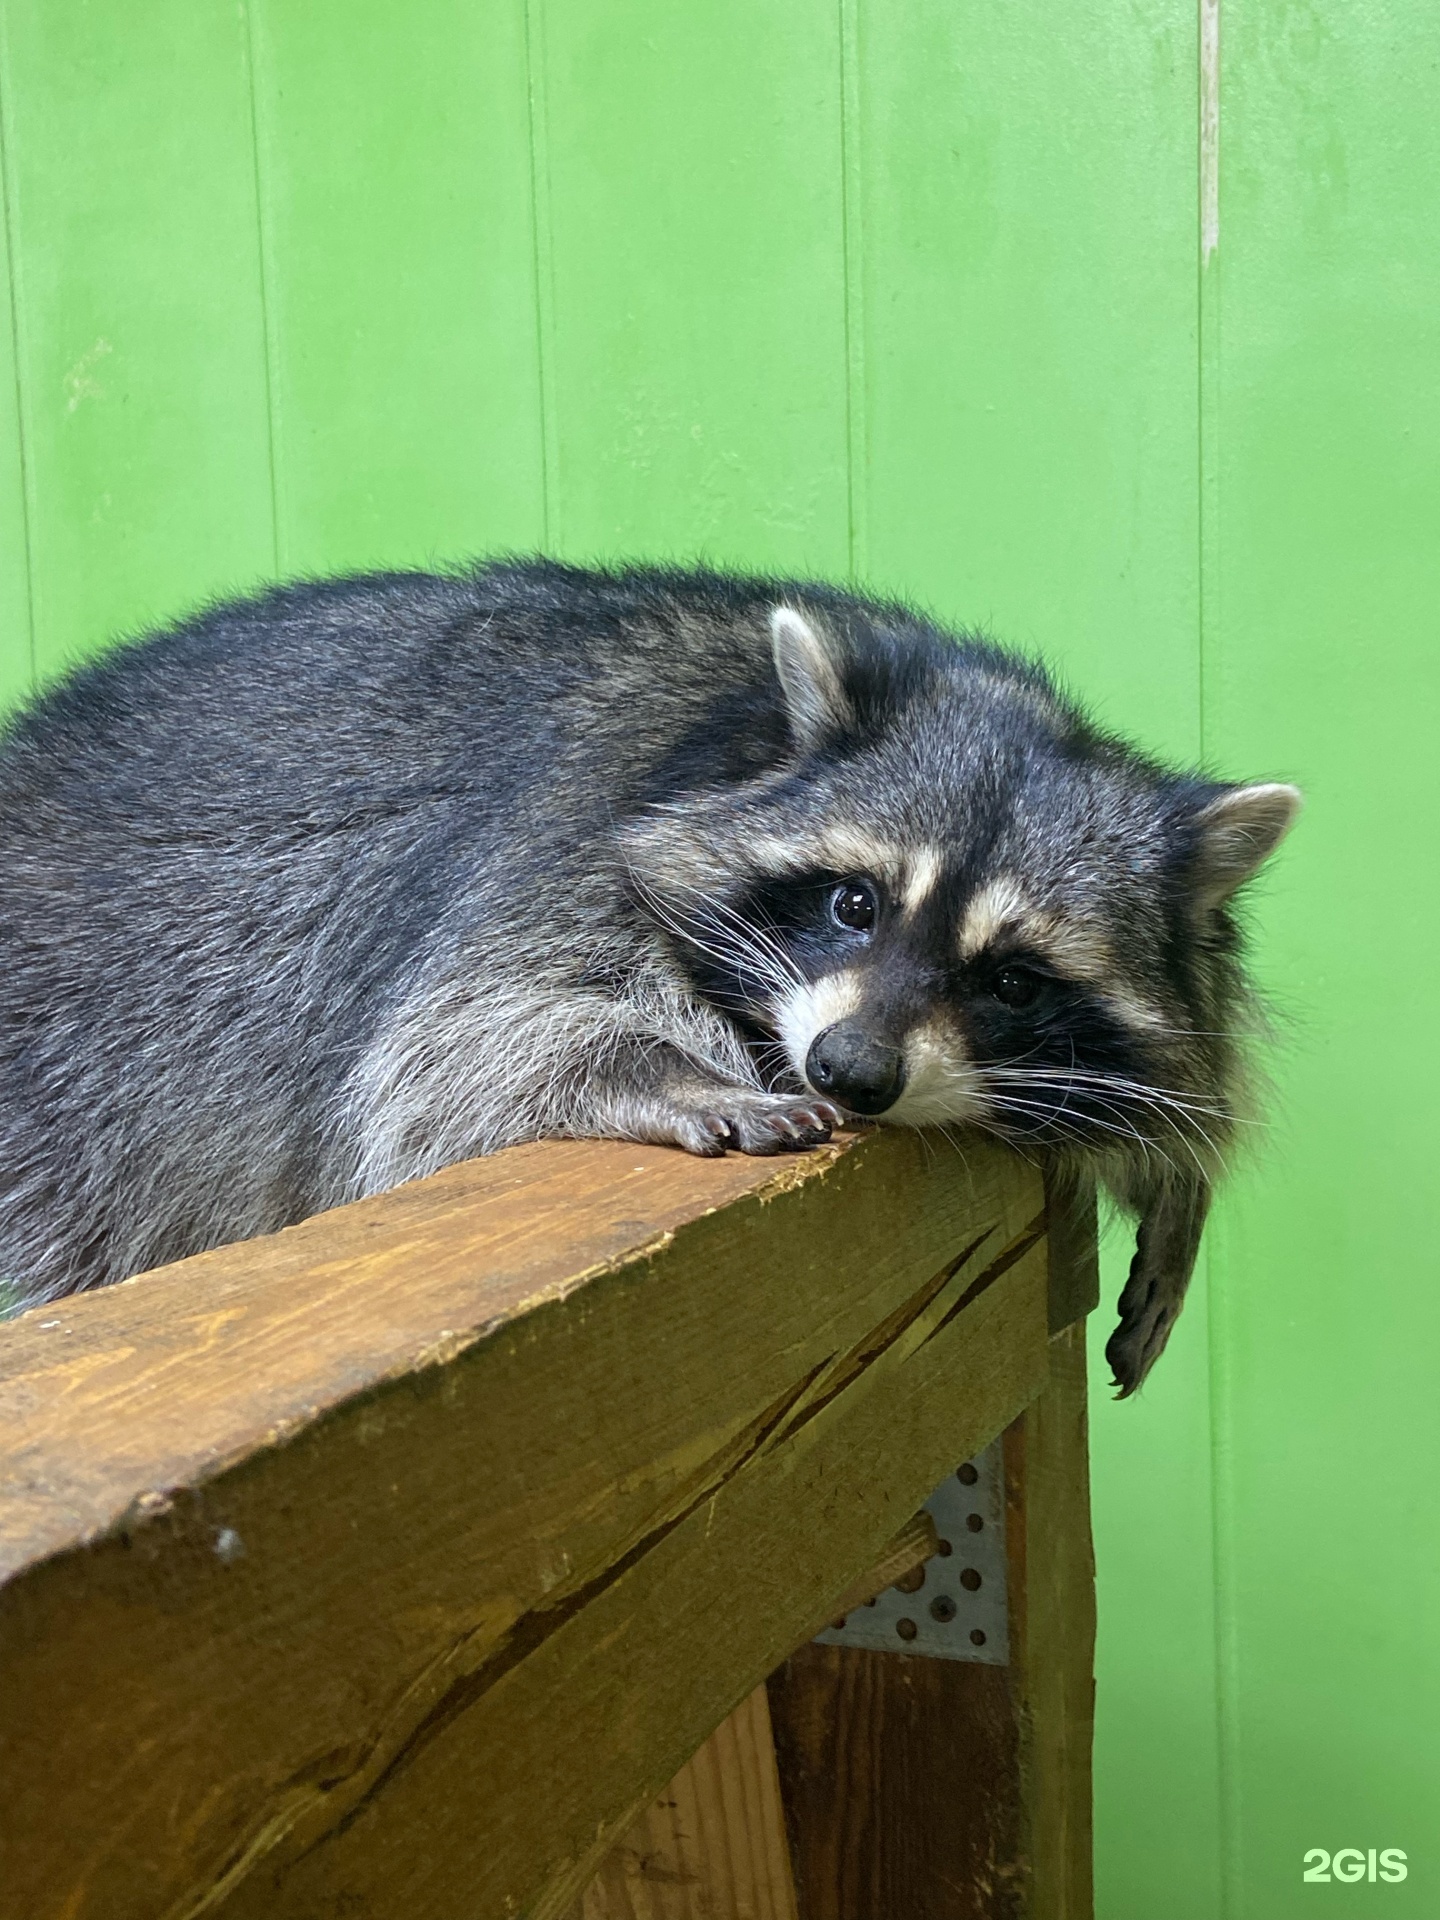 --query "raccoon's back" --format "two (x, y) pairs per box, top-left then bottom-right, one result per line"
(0, 558), (798, 1003)
(0, 559), (781, 1070)
(0, 558), (806, 829)
(0, 570), (504, 828)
